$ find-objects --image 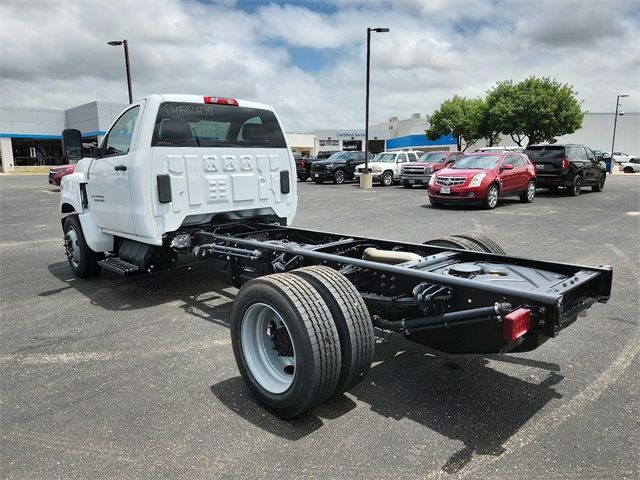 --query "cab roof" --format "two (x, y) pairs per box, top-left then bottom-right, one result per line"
(150, 94), (274, 111)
